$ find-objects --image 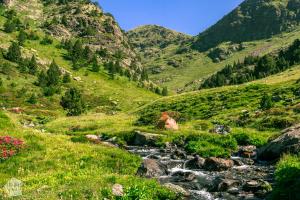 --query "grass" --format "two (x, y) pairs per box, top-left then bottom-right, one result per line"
(0, 112), (177, 199)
